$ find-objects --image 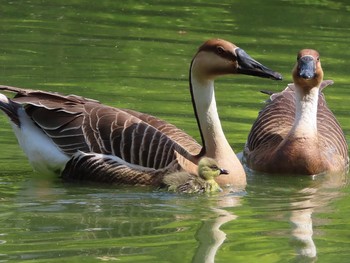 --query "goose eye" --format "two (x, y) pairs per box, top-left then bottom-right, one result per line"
(317, 56), (320, 61)
(216, 46), (225, 55)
